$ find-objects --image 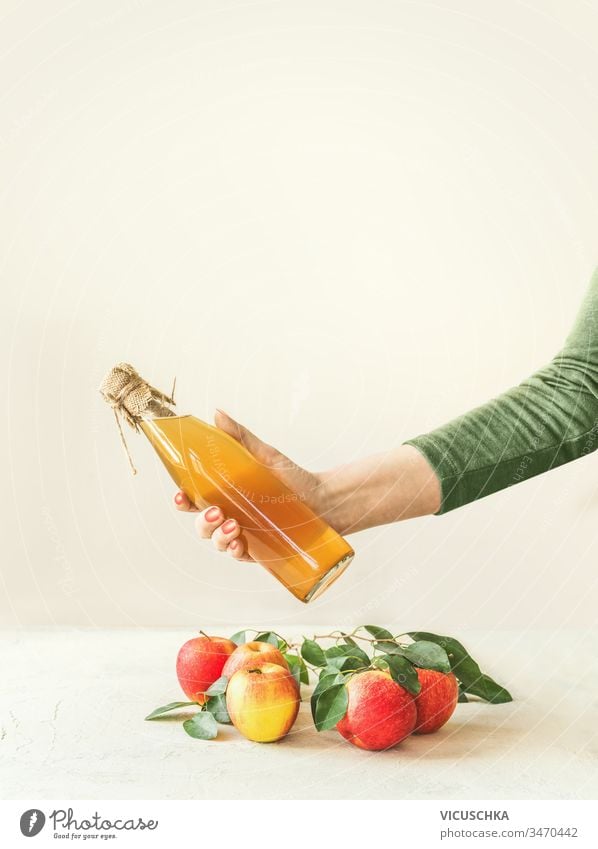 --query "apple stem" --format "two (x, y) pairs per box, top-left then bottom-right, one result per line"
(199, 630), (211, 640)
